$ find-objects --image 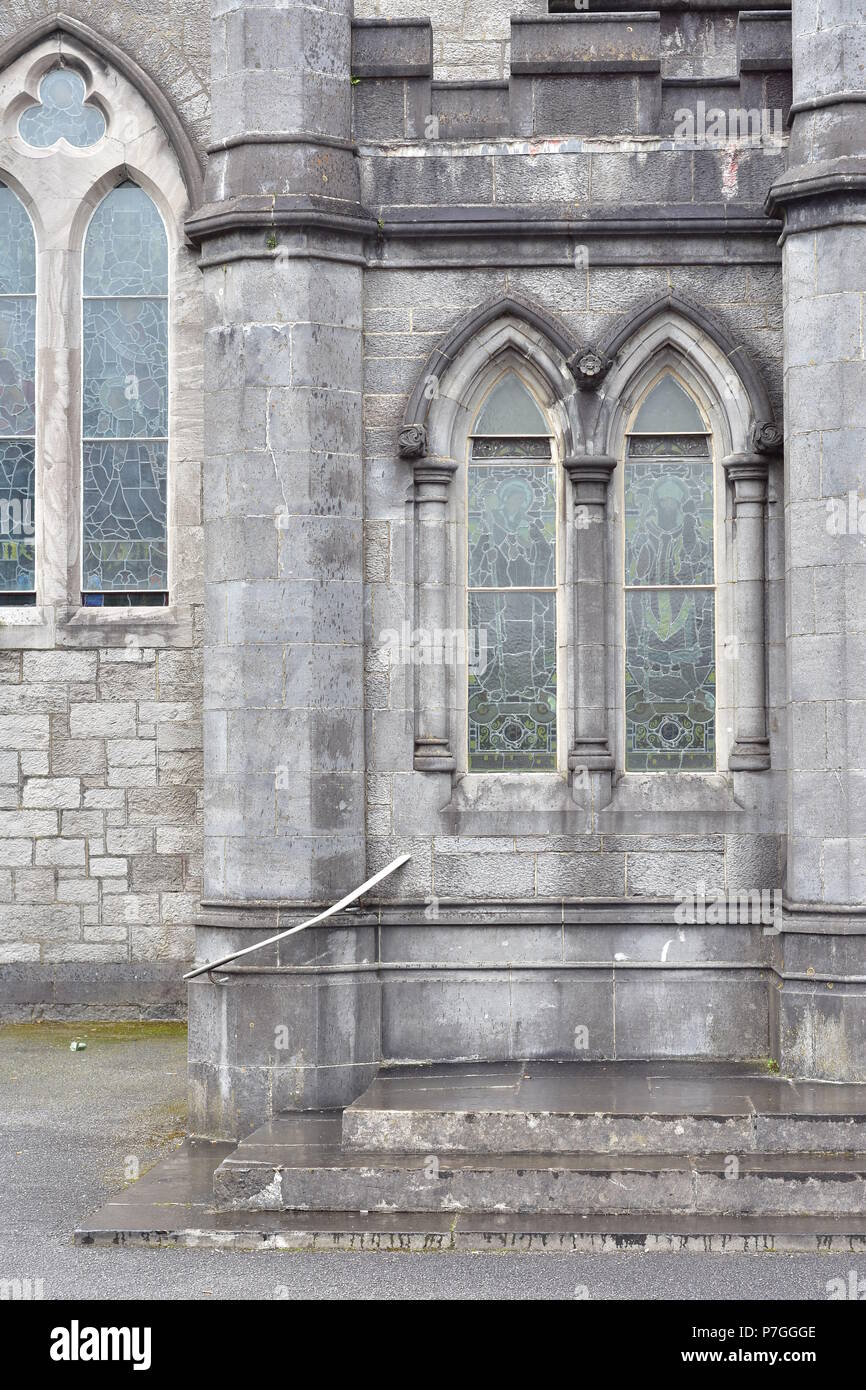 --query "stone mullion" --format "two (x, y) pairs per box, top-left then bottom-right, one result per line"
(564, 456), (616, 777)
